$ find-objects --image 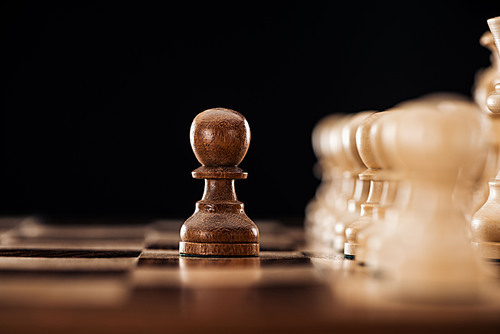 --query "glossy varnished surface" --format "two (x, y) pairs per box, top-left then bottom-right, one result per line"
(181, 108), (259, 257)
(190, 108), (250, 167)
